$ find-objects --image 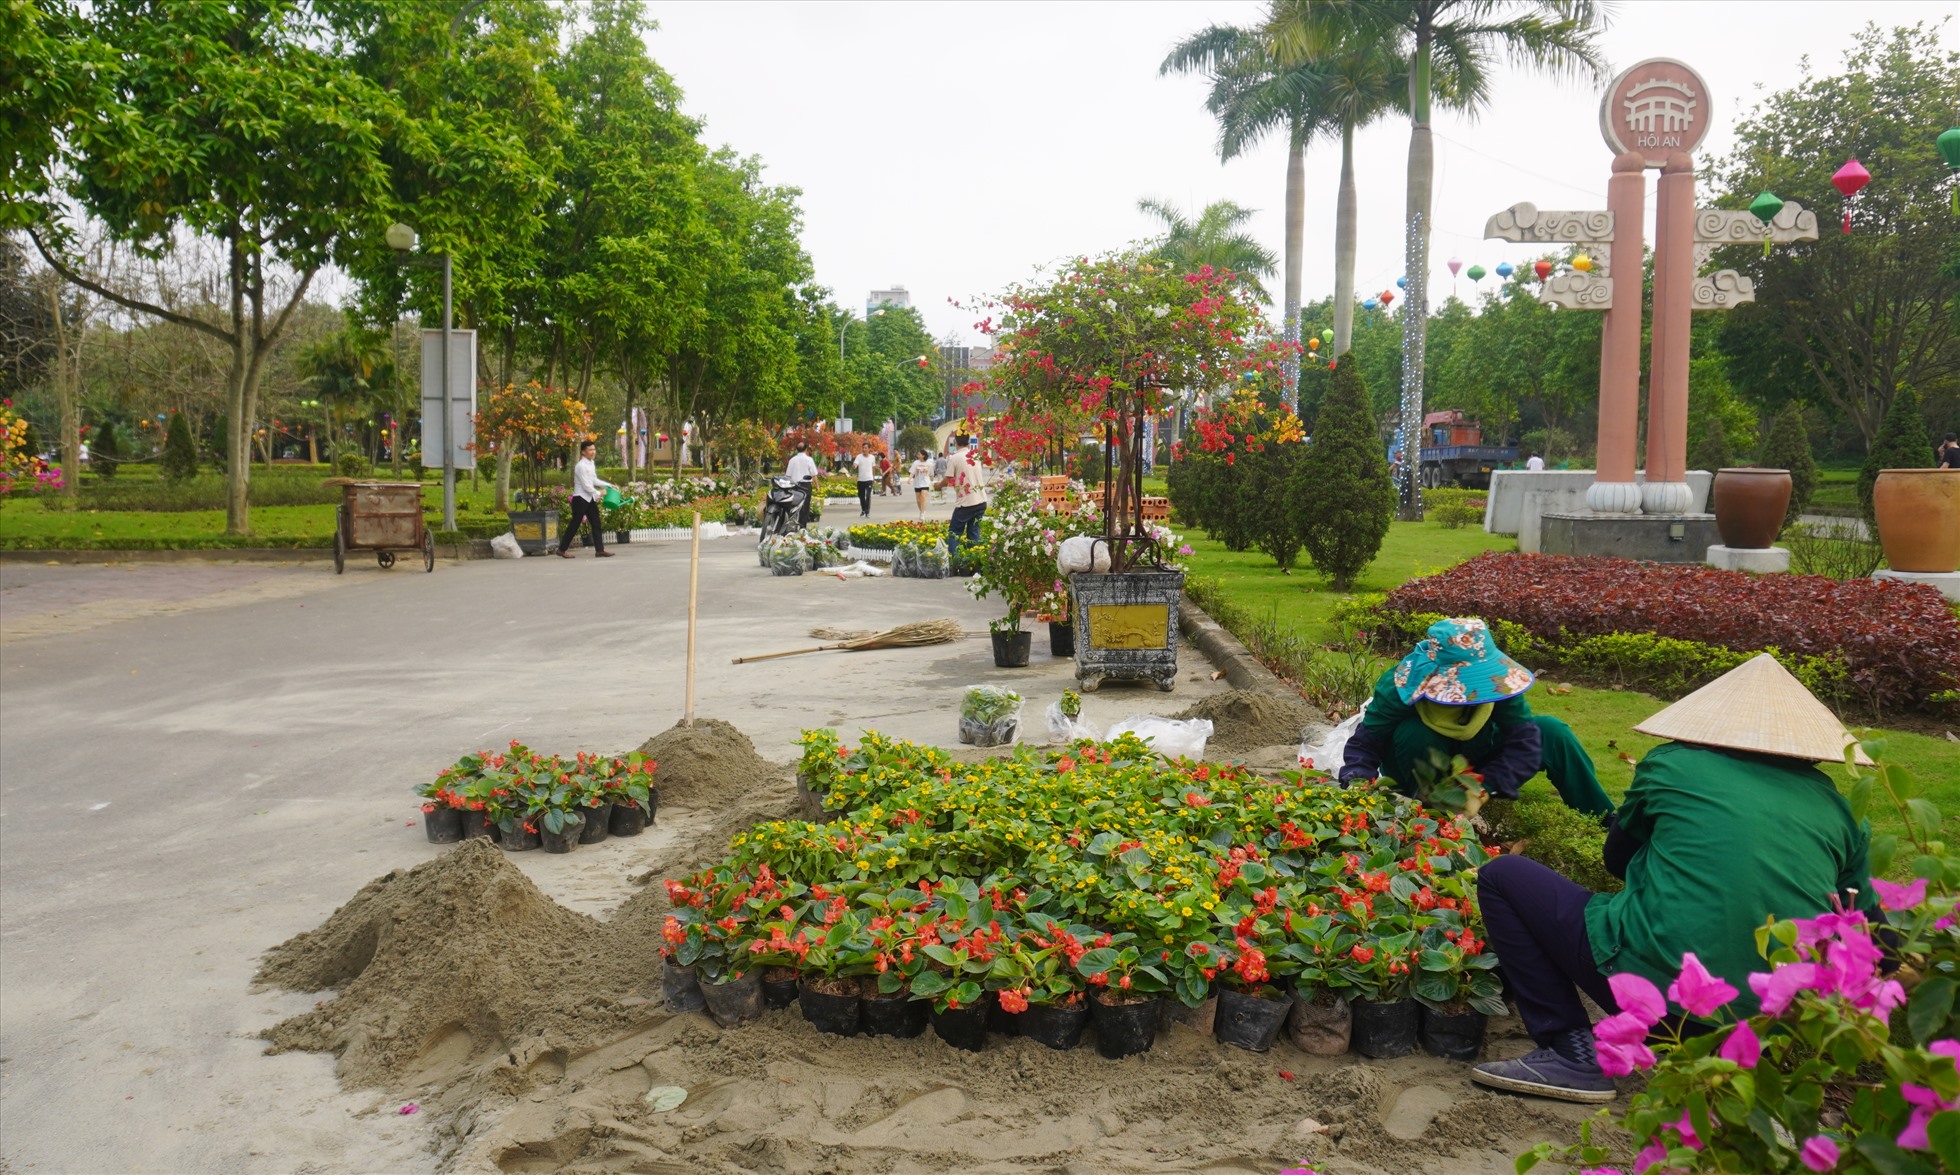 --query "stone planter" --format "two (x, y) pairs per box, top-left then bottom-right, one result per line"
(1873, 469), (1960, 573)
(507, 510), (559, 556)
(1068, 570), (1183, 692)
(1710, 467), (1792, 550)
